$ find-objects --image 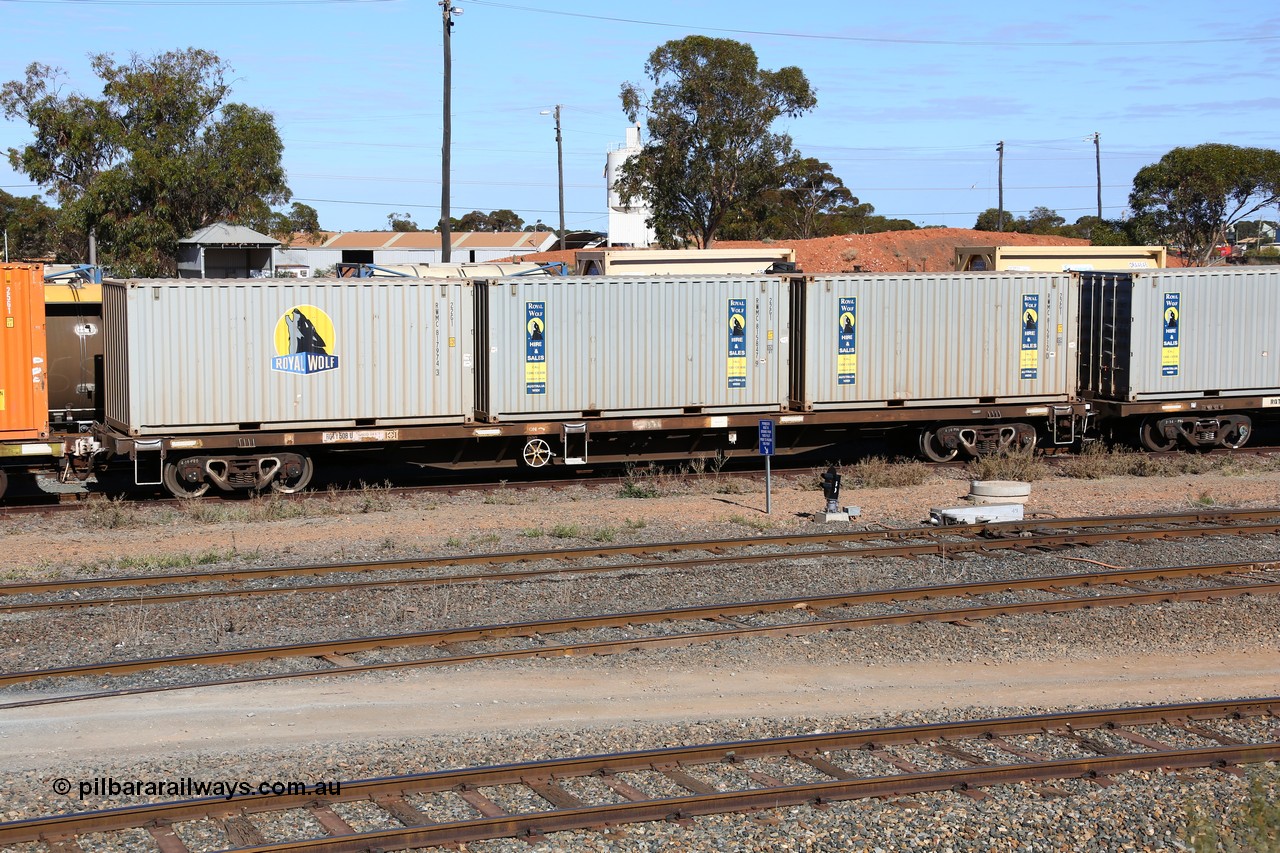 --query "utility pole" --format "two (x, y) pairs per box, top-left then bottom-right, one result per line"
(996, 141), (1005, 232)
(440, 1), (458, 263)
(1092, 131), (1102, 221)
